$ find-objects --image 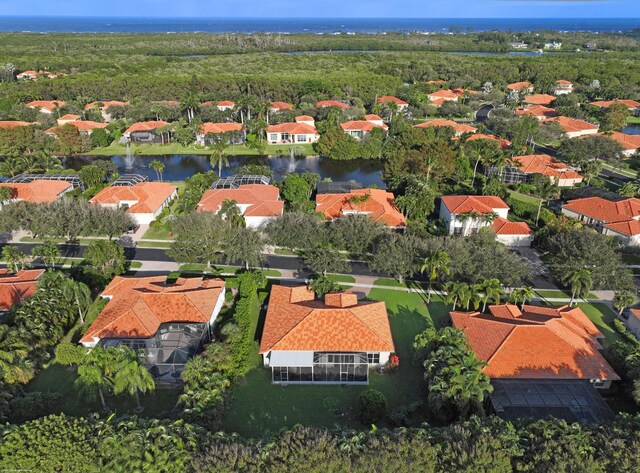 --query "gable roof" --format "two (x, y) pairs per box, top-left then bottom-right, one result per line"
(259, 285), (395, 353)
(563, 197), (640, 230)
(548, 116), (599, 134)
(0, 180), (72, 203)
(523, 94), (556, 106)
(0, 269), (44, 311)
(316, 188), (406, 227)
(340, 120), (388, 132)
(515, 105), (557, 119)
(84, 100), (129, 110)
(512, 154), (582, 180)
(441, 195), (509, 215)
(602, 132), (640, 151)
(462, 133), (511, 149)
(376, 95), (408, 105)
(414, 119), (476, 135)
(26, 100), (65, 112)
(451, 304), (619, 381)
(80, 276), (225, 343)
(556, 80), (573, 85)
(316, 100), (349, 109)
(492, 217), (533, 235)
(507, 81), (533, 91)
(589, 99), (640, 110)
(267, 122), (318, 135)
(198, 184), (283, 217)
(199, 122), (243, 135)
(47, 121), (108, 134)
(0, 121), (34, 129)
(124, 121), (169, 135)
(427, 89), (459, 100)
(90, 182), (176, 214)
(270, 101), (293, 110)
(58, 114), (81, 122)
